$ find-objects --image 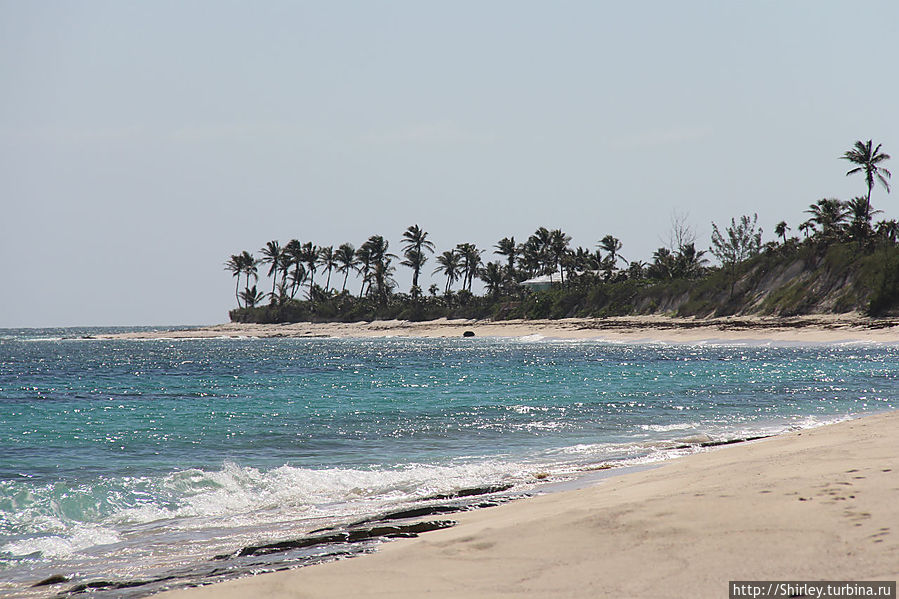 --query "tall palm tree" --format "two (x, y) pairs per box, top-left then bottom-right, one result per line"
(401, 225), (435, 294)
(842, 140), (891, 216)
(224, 254), (244, 307)
(259, 240), (282, 297)
(774, 221), (789, 245)
(335, 243), (357, 293)
(318, 246), (338, 291)
(434, 250), (461, 293)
